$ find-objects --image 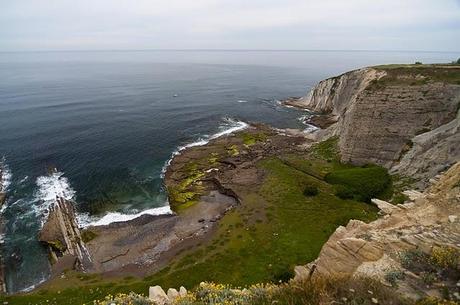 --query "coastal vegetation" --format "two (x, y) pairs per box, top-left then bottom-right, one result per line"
(2, 135), (384, 305)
